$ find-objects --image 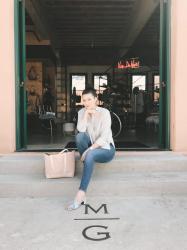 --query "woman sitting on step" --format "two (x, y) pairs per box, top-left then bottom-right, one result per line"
(66, 87), (116, 211)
